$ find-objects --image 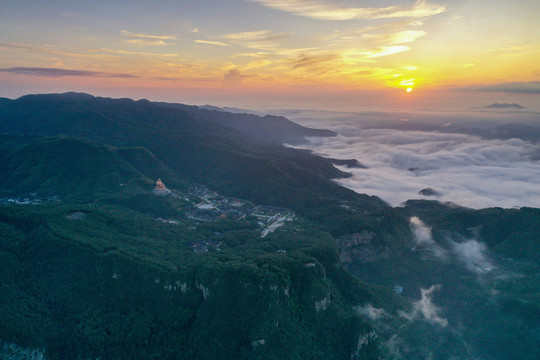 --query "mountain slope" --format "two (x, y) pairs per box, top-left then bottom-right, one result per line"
(168, 103), (336, 144)
(0, 93), (387, 215)
(0, 137), (184, 200)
